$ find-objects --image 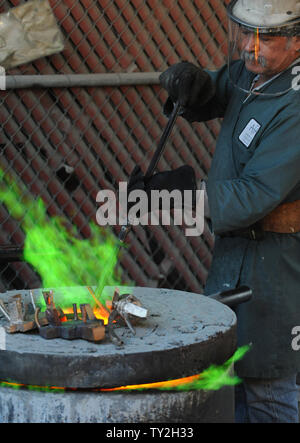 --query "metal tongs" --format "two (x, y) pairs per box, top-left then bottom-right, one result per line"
(118, 101), (181, 243)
